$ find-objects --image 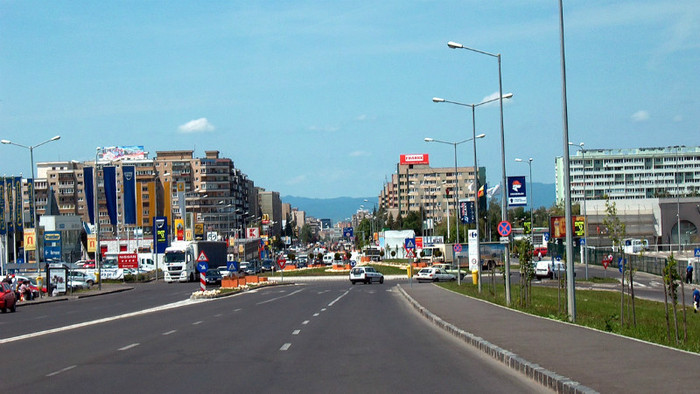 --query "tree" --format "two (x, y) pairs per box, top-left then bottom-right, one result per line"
(515, 239), (534, 307)
(663, 254), (681, 344)
(603, 197), (628, 328)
